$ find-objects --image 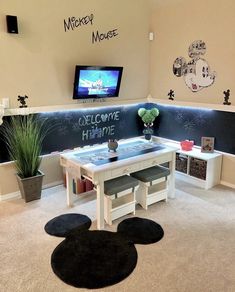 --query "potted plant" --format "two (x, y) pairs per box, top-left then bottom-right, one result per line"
(1, 115), (48, 202)
(138, 107), (159, 140)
